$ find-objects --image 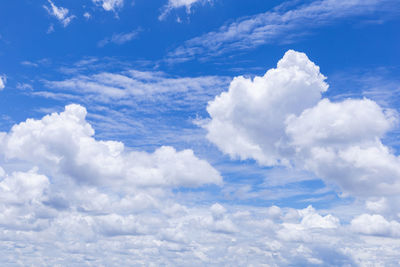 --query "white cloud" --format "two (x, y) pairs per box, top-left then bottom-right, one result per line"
(98, 30), (140, 47)
(205, 50), (328, 166)
(83, 12), (92, 20)
(159, 0), (211, 20)
(167, 0), (398, 62)
(93, 0), (124, 12)
(205, 50), (400, 201)
(0, 104), (222, 188)
(0, 106), (398, 265)
(0, 75), (6, 90)
(351, 214), (400, 237)
(43, 0), (75, 27)
(42, 69), (230, 106)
